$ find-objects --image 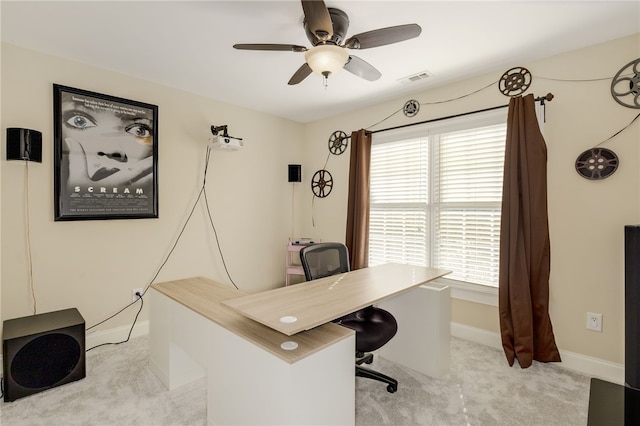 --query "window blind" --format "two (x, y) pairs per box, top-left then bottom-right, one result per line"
(433, 124), (506, 286)
(370, 138), (429, 267)
(369, 109), (507, 287)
